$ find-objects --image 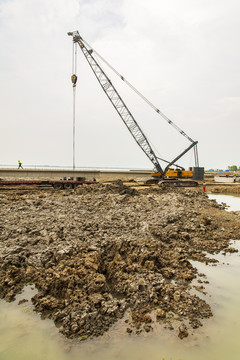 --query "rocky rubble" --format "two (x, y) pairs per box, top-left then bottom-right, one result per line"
(0, 180), (240, 340)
